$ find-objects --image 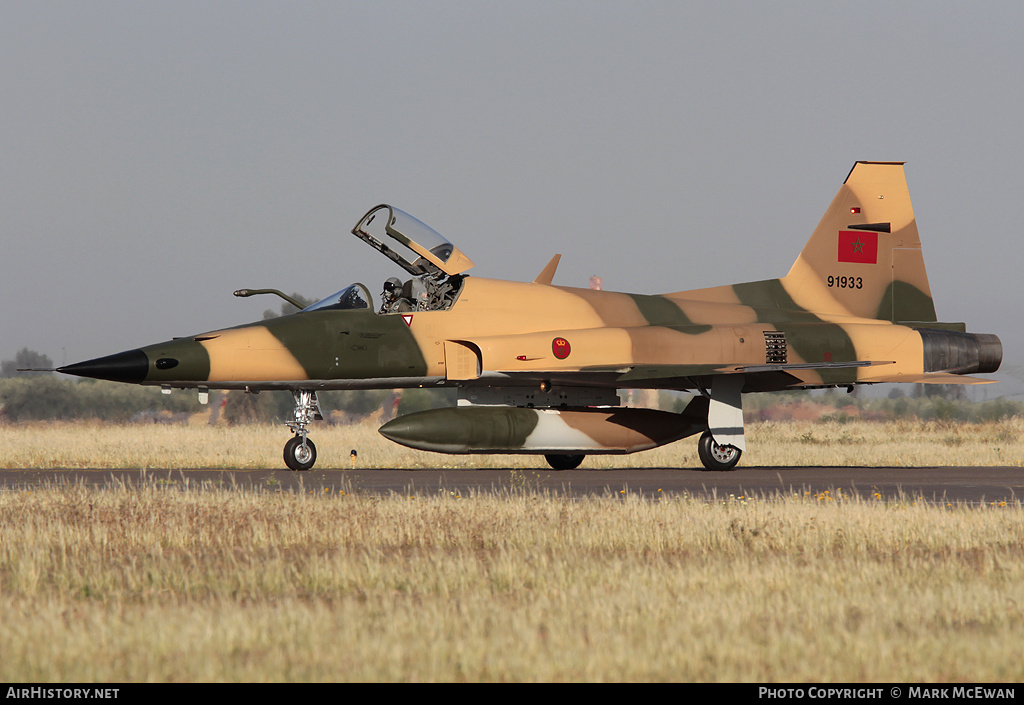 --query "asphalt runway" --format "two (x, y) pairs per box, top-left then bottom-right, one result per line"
(1, 466), (1022, 504)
